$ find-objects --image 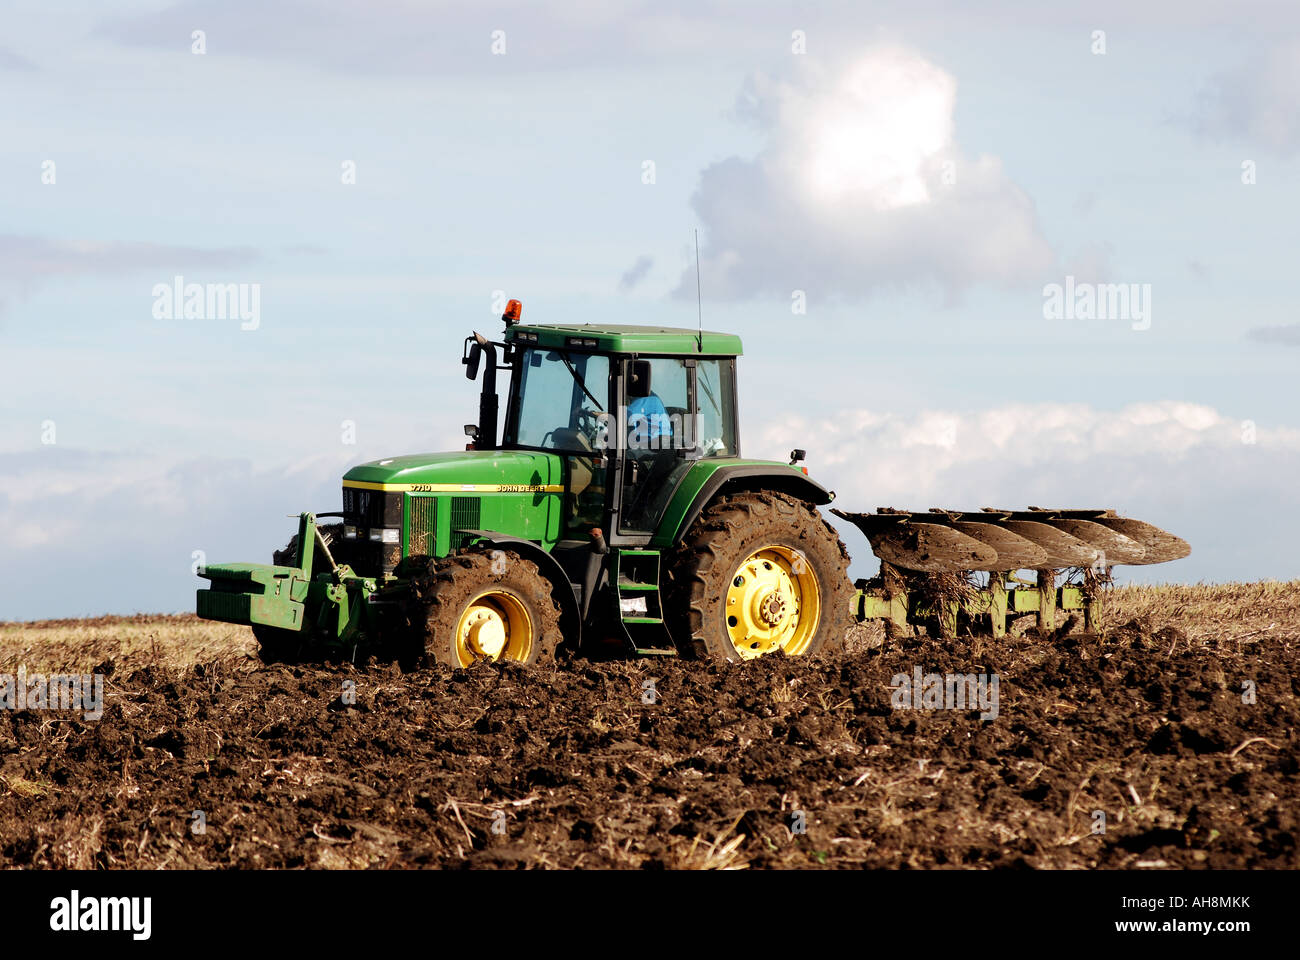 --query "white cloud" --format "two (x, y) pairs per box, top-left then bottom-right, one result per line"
(752, 400), (1287, 497)
(797, 54), (955, 210)
(680, 46), (1054, 302)
(0, 449), (352, 619)
(748, 401), (1300, 583)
